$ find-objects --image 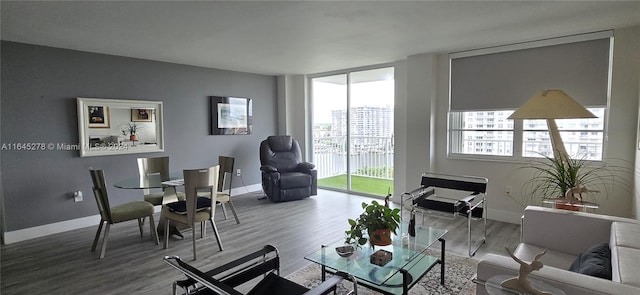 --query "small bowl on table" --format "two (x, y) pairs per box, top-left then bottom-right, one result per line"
(335, 245), (355, 257)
